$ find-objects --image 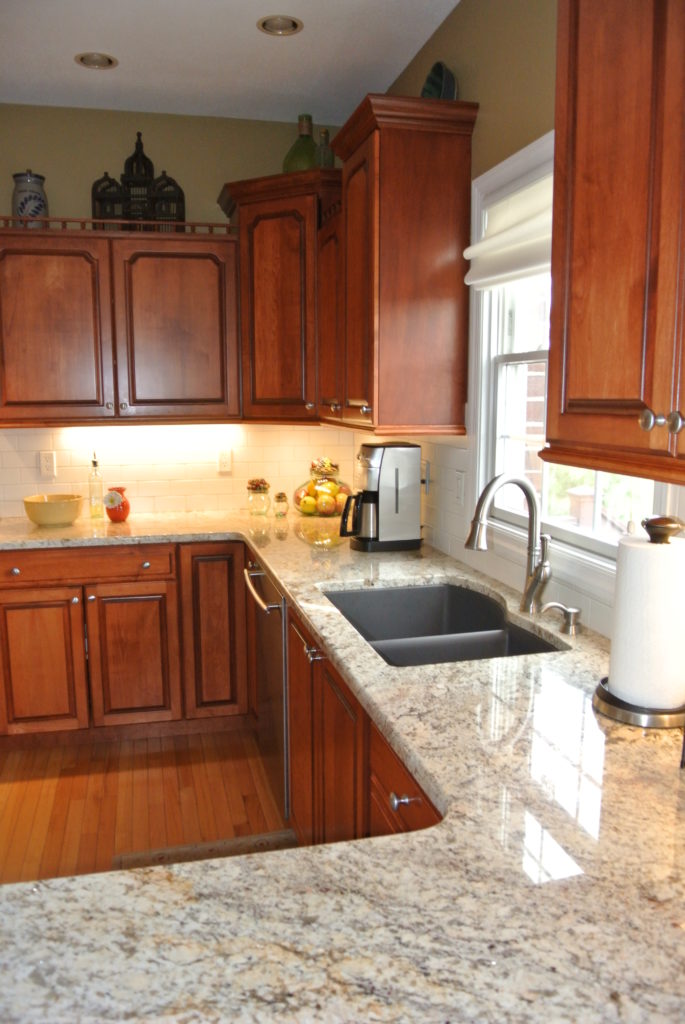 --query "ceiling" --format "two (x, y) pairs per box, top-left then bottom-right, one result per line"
(0, 0), (458, 125)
